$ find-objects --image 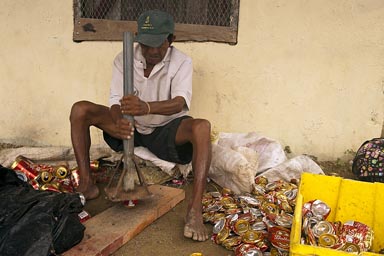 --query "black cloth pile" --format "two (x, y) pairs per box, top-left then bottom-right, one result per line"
(0, 165), (85, 256)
